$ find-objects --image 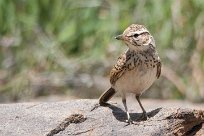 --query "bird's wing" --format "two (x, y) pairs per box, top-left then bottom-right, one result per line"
(156, 60), (161, 78)
(110, 52), (127, 85)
